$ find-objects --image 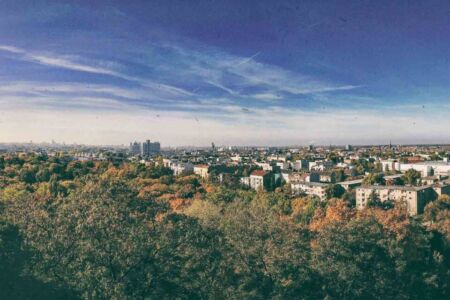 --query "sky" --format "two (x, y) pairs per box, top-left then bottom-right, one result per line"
(0, 0), (449, 146)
